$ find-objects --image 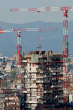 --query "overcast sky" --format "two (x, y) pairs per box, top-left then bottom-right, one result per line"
(0, 0), (73, 24)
